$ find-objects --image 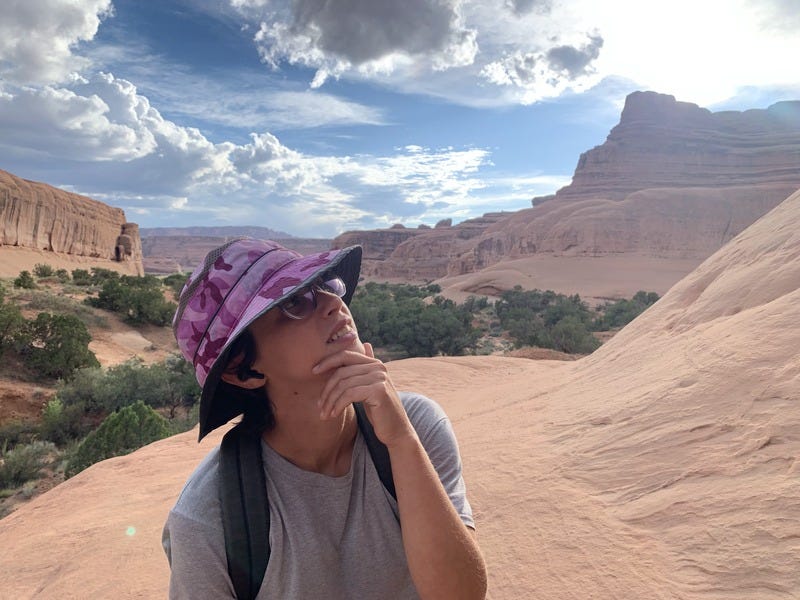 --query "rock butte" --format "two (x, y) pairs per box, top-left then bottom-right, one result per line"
(335, 91), (800, 300)
(0, 169), (143, 277)
(1, 187), (798, 598)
